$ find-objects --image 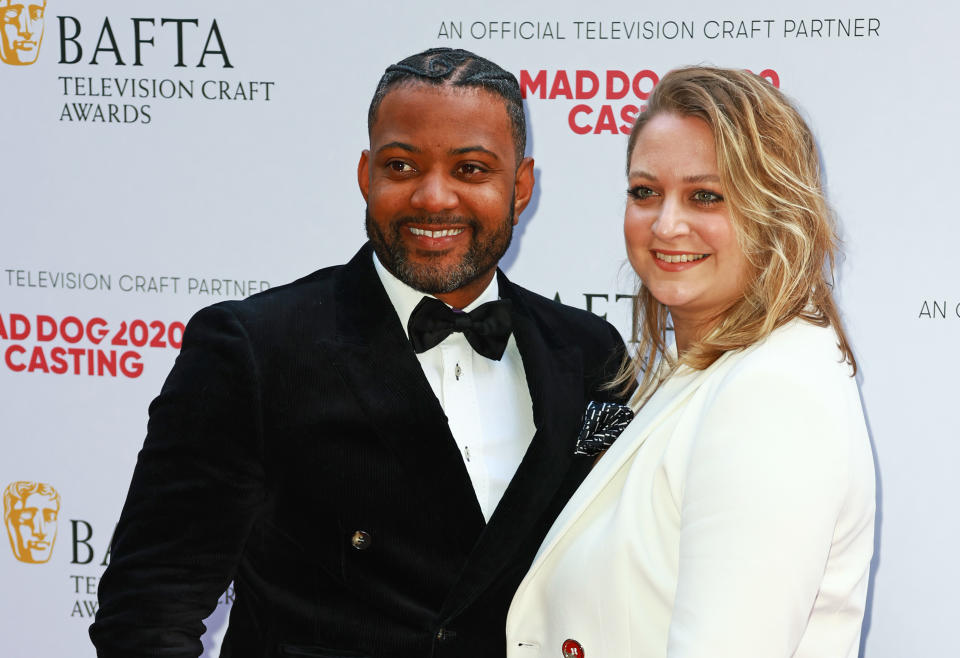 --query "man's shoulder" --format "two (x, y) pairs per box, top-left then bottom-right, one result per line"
(201, 264), (335, 321)
(506, 280), (621, 345)
(183, 260), (358, 345)
(222, 244), (377, 318)
(506, 280), (629, 396)
(233, 263), (341, 310)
